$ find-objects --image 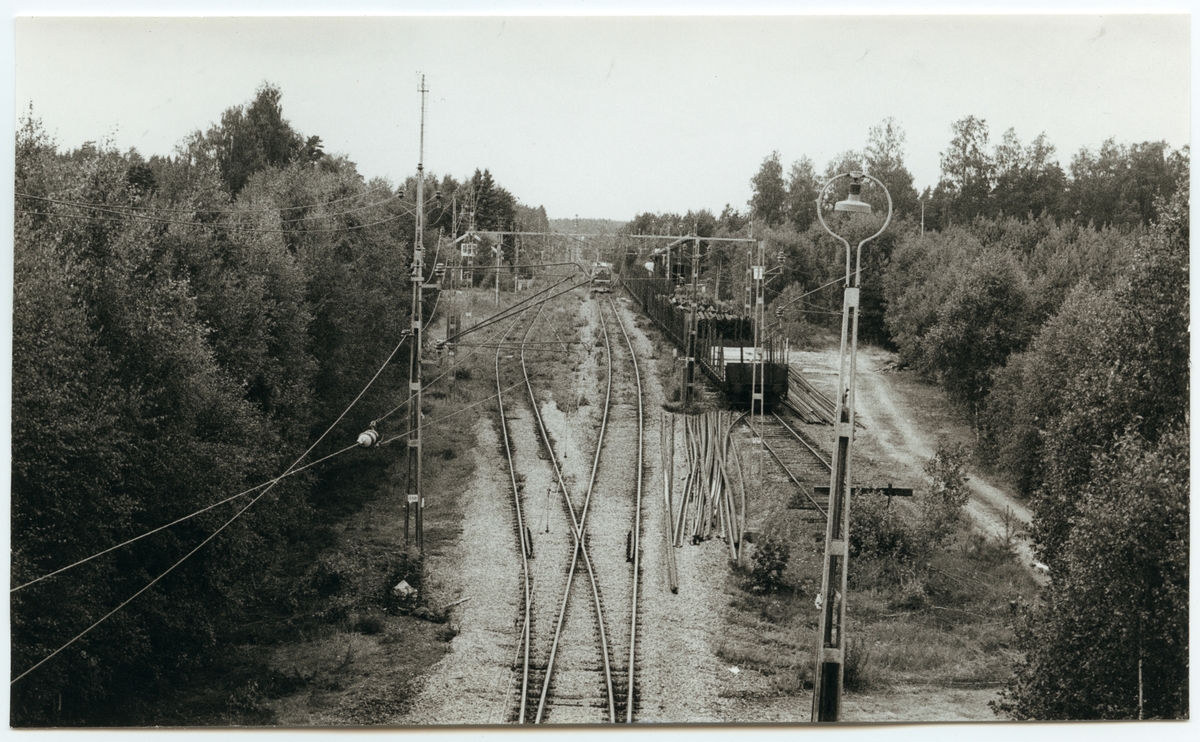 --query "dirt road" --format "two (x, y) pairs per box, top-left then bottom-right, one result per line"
(789, 345), (1043, 581)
